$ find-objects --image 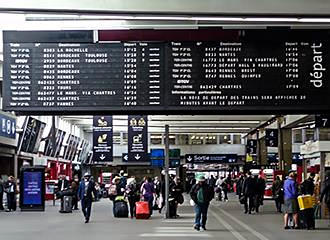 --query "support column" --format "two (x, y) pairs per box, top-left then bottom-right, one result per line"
(164, 125), (170, 219)
(259, 137), (268, 165)
(279, 128), (292, 174)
